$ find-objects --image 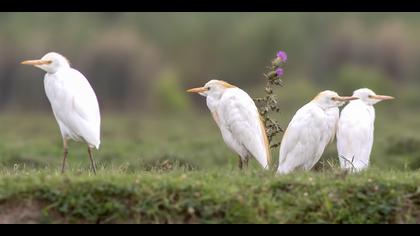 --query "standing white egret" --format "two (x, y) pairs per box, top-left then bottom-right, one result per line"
(337, 88), (394, 172)
(187, 80), (270, 169)
(22, 52), (101, 174)
(277, 90), (357, 174)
